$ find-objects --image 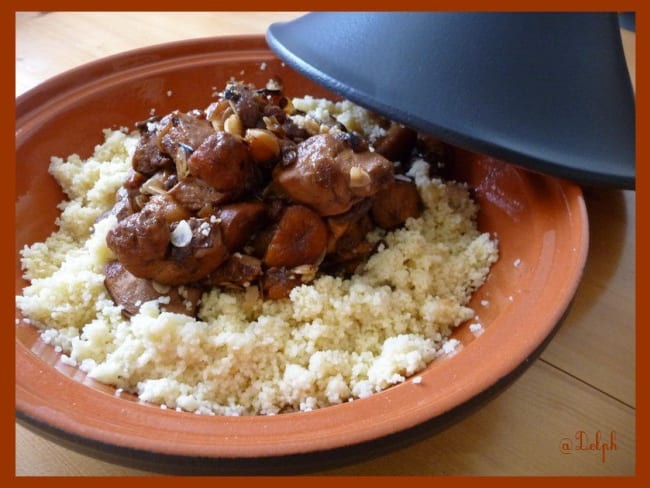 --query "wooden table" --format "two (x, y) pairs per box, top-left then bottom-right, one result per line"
(15, 12), (636, 476)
